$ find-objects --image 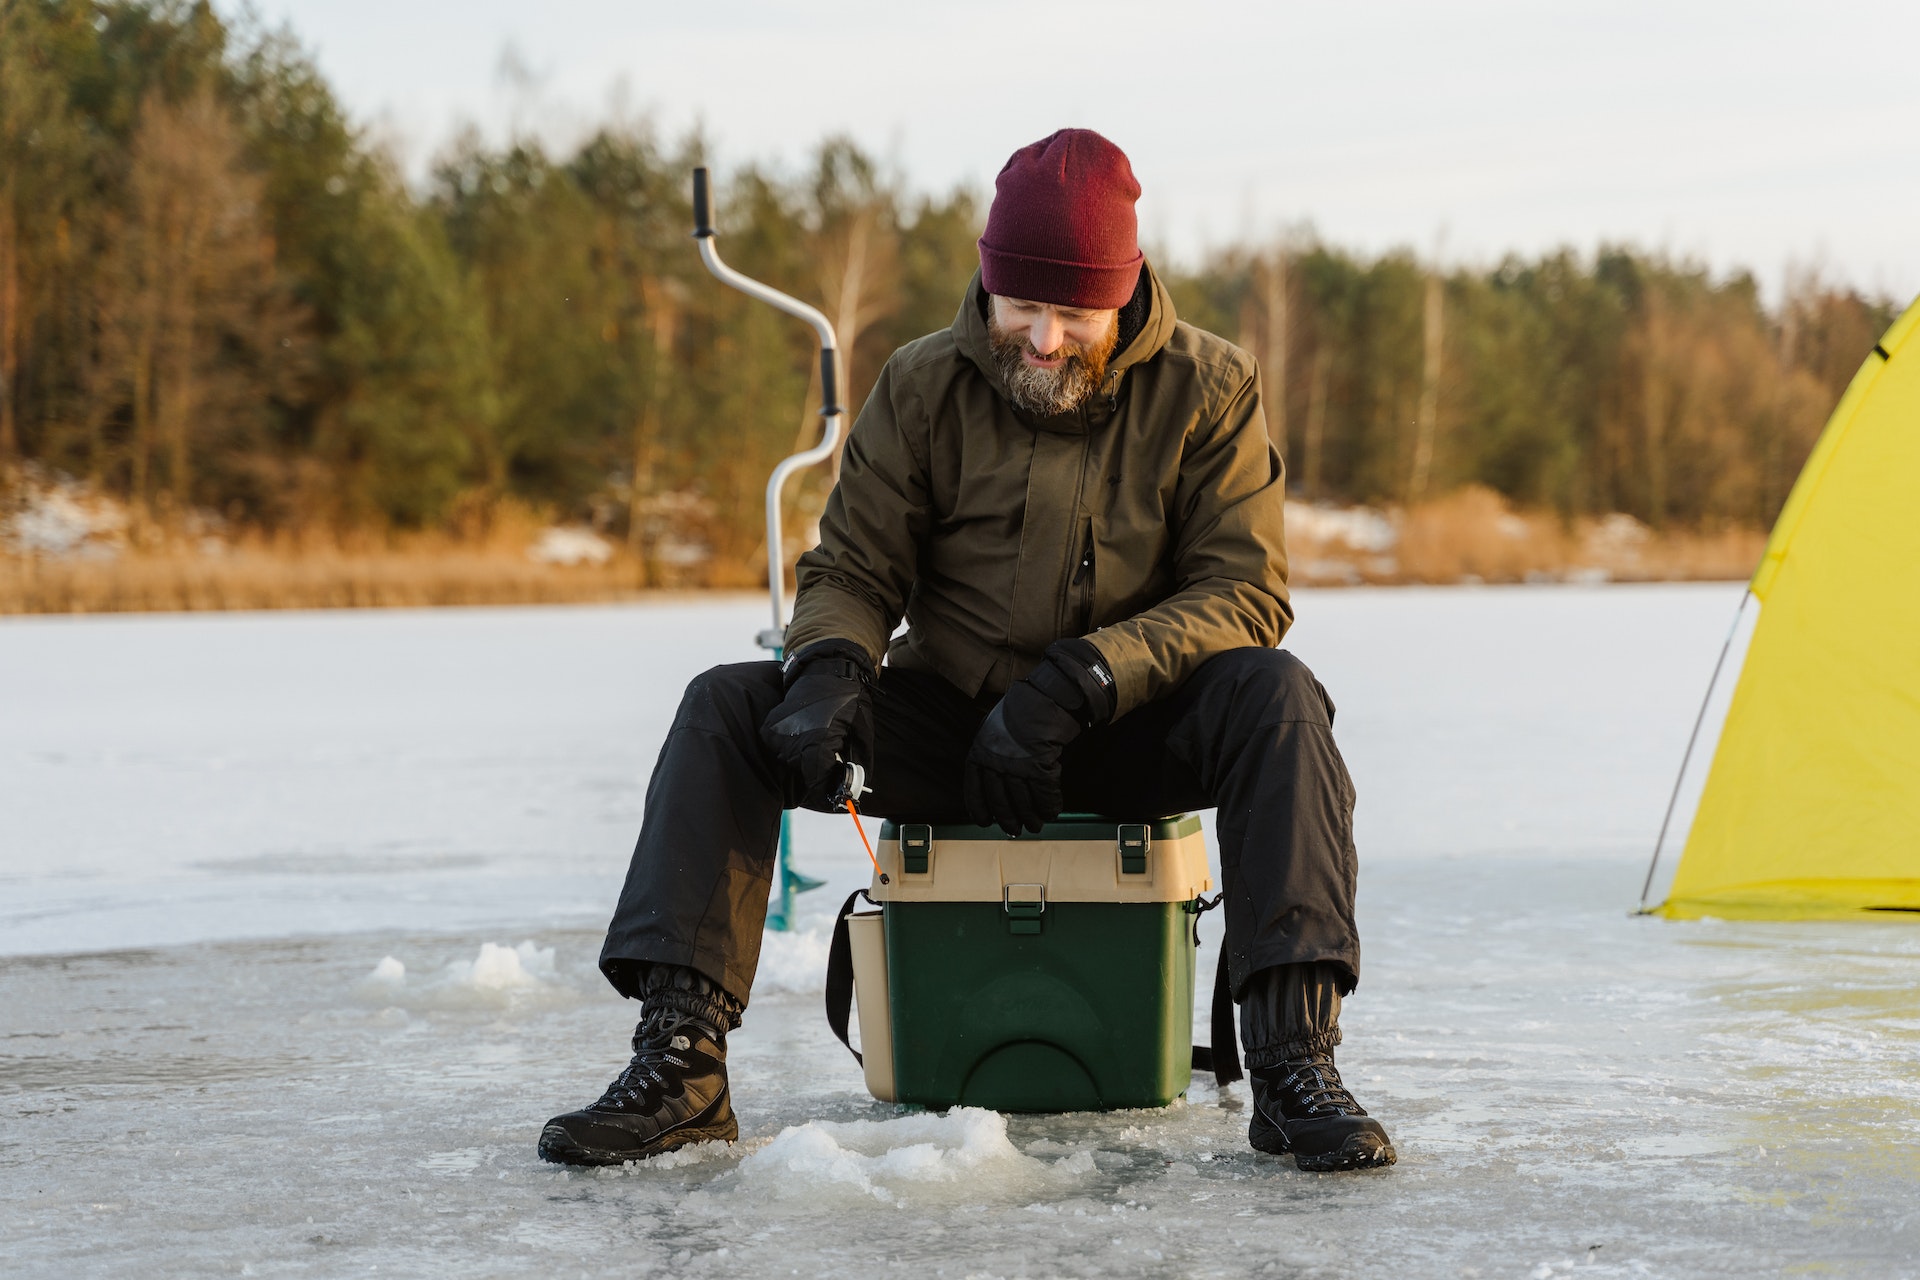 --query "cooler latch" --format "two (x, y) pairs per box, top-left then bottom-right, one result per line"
(1003, 883), (1045, 935)
(1118, 823), (1150, 875)
(901, 824), (932, 874)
